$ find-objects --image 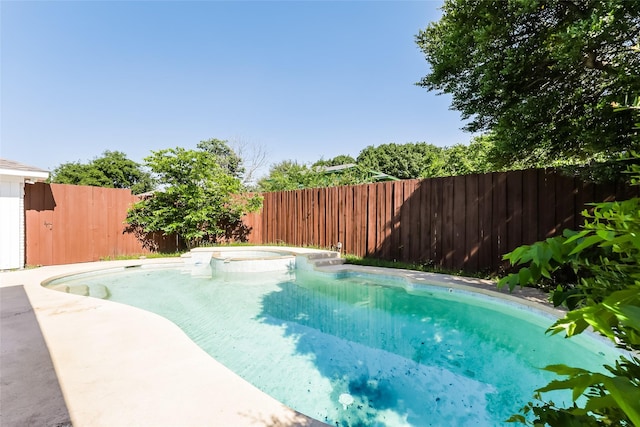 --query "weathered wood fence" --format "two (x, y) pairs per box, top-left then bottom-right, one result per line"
(244, 168), (635, 273)
(24, 183), (177, 266)
(24, 169), (635, 271)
